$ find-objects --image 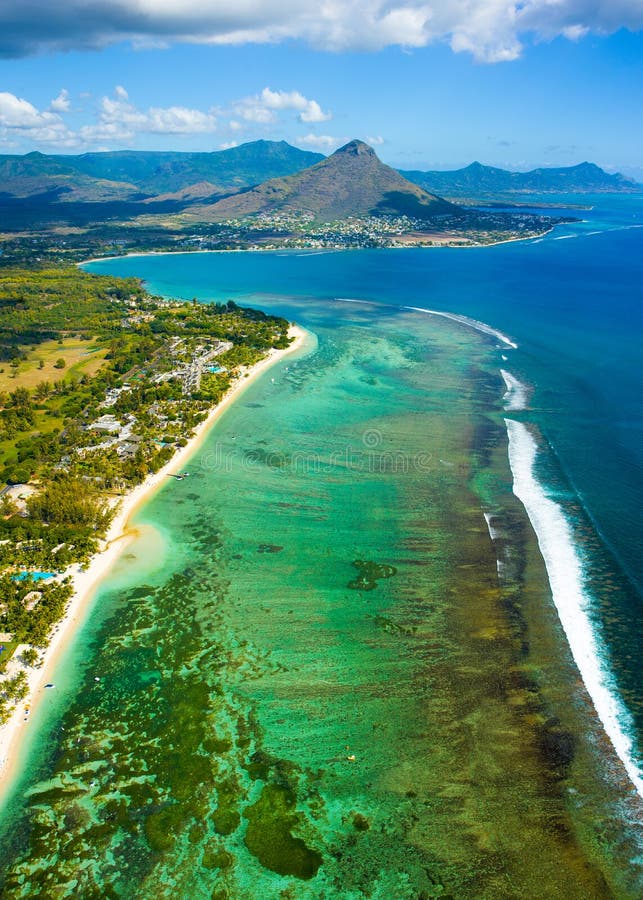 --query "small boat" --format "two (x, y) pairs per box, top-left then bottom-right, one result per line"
(44, 683), (55, 689)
